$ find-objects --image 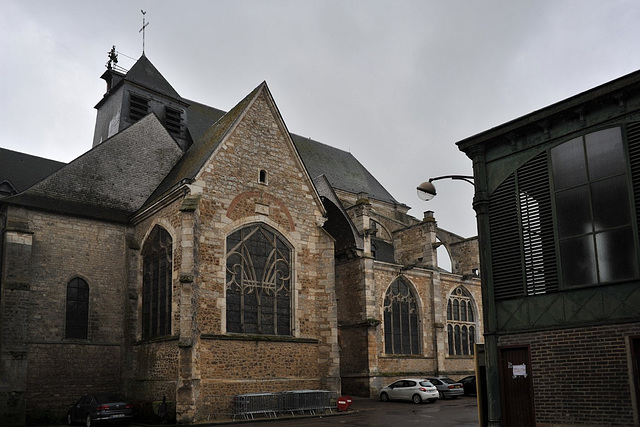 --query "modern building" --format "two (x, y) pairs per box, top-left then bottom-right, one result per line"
(0, 51), (480, 424)
(458, 70), (640, 426)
